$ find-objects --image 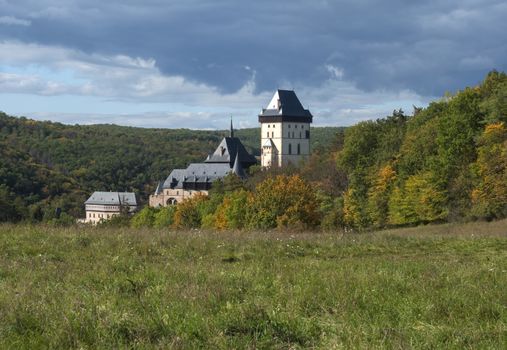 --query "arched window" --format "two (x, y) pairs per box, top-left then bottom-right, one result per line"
(297, 143), (300, 154)
(288, 143), (292, 154)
